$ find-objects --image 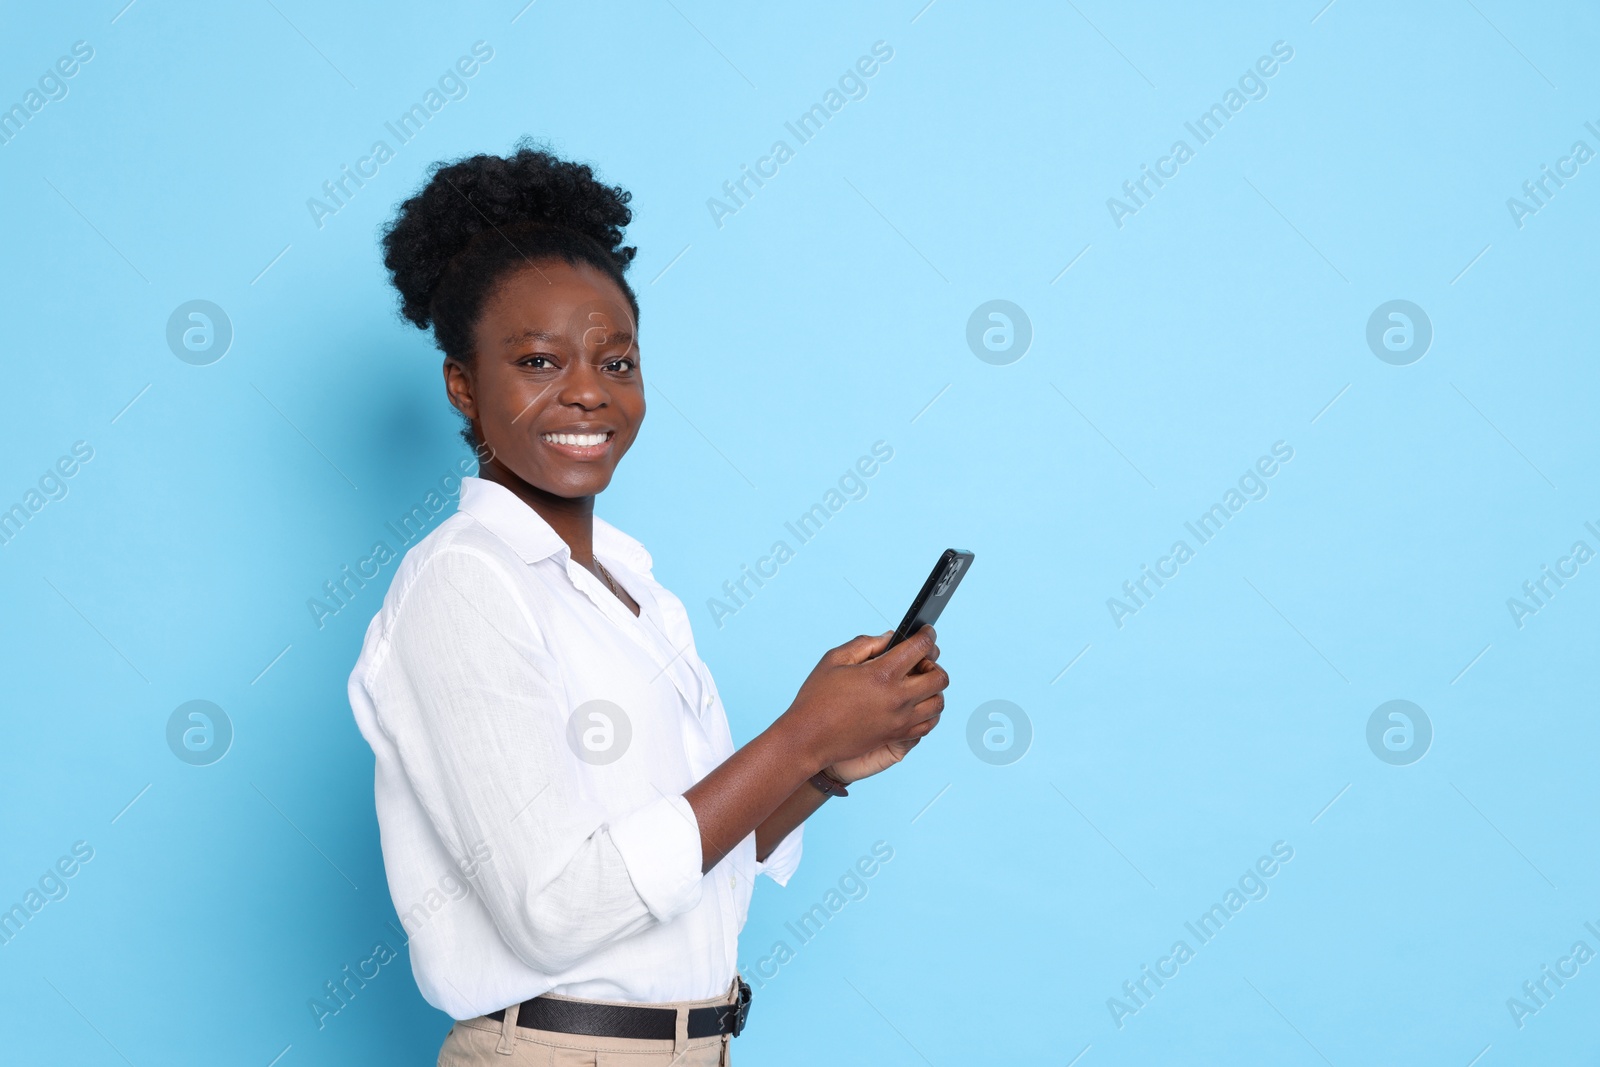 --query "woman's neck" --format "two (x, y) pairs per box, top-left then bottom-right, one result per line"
(481, 463), (597, 565)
